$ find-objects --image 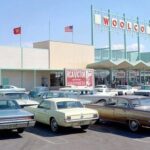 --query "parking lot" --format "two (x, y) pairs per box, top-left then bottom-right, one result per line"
(1, 123), (150, 150)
